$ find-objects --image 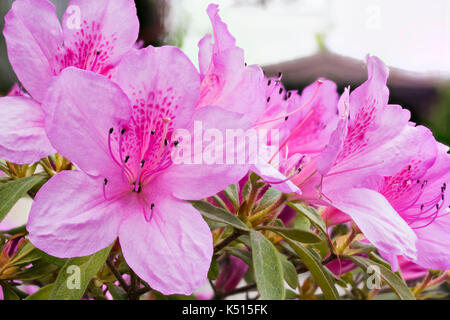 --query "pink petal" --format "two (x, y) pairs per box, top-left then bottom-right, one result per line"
(316, 87), (349, 175)
(27, 170), (128, 257)
(0, 96), (55, 164)
(119, 192), (212, 295)
(397, 257), (428, 281)
(112, 45), (200, 130)
(414, 211), (450, 270)
(198, 34), (213, 78)
(3, 0), (63, 102)
(286, 79), (339, 156)
(206, 4), (237, 53)
(328, 188), (417, 265)
(197, 4), (266, 122)
(350, 55), (389, 116)
(251, 160), (301, 194)
(42, 67), (131, 177)
(62, 0), (139, 68)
